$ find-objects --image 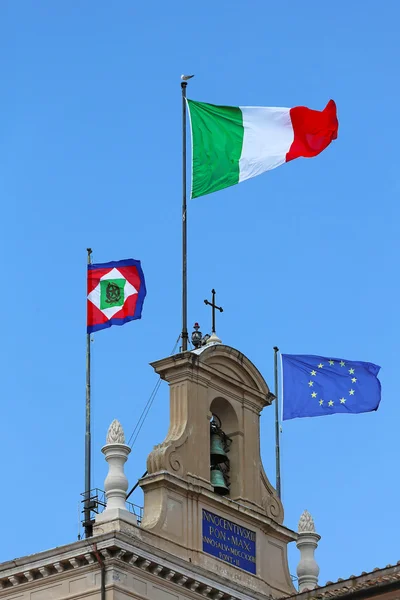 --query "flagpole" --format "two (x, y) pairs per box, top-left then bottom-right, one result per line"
(273, 346), (281, 499)
(181, 78), (188, 351)
(84, 247), (93, 538)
